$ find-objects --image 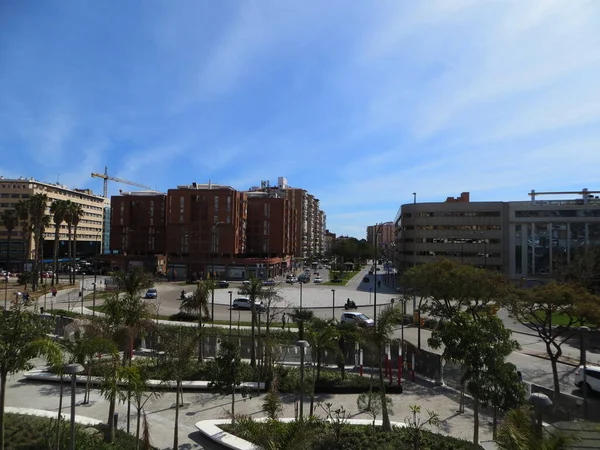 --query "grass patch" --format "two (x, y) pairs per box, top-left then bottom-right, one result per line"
(531, 311), (596, 327)
(322, 270), (360, 286)
(4, 413), (155, 450)
(222, 417), (482, 450)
